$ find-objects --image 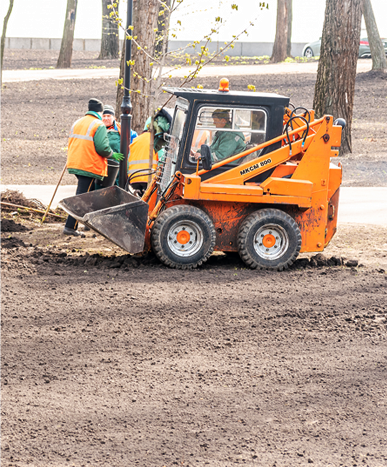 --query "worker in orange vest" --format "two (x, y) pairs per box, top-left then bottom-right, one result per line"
(102, 104), (138, 155)
(64, 98), (123, 236)
(94, 104), (138, 188)
(127, 123), (158, 195)
(191, 129), (211, 152)
(128, 109), (171, 195)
